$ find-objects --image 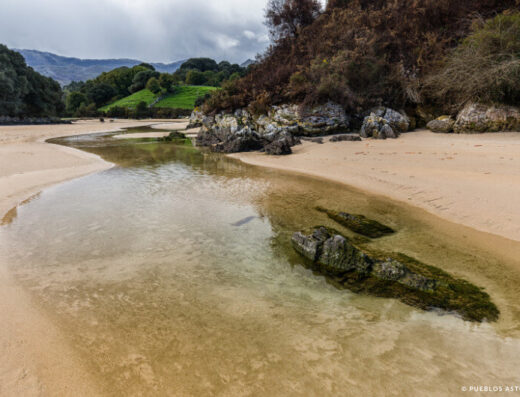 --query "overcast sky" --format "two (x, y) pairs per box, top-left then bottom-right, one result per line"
(1, 0), (272, 64)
